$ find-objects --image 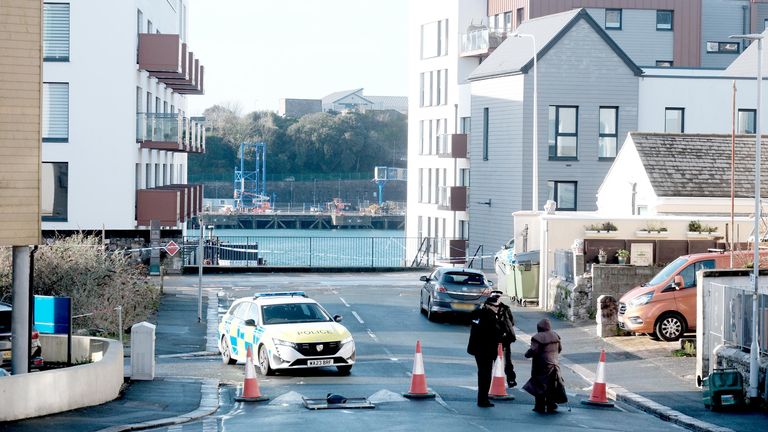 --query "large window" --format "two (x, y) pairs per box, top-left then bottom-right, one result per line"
(41, 162), (68, 221)
(665, 108), (684, 133)
(421, 19), (448, 59)
(605, 9), (622, 29)
(44, 3), (70, 61)
(599, 107), (618, 159)
(548, 106), (578, 159)
(656, 10), (673, 31)
(43, 83), (69, 142)
(482, 108), (489, 161)
(548, 181), (577, 211)
(738, 109), (756, 134)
